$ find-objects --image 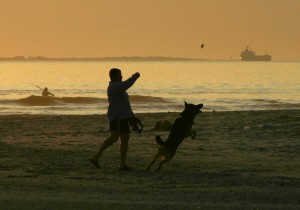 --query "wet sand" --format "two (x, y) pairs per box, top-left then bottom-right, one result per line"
(0, 110), (299, 209)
